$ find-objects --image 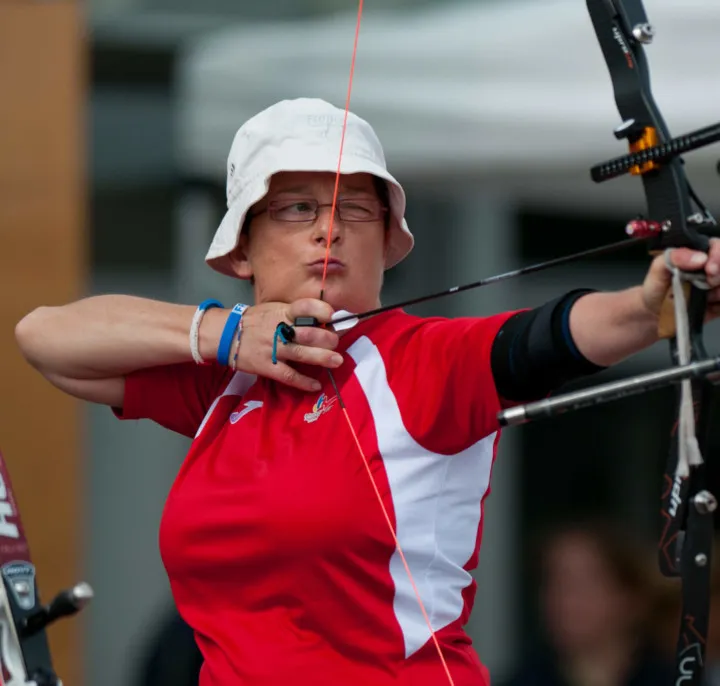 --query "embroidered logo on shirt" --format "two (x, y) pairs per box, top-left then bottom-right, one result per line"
(303, 393), (337, 424)
(229, 400), (263, 424)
